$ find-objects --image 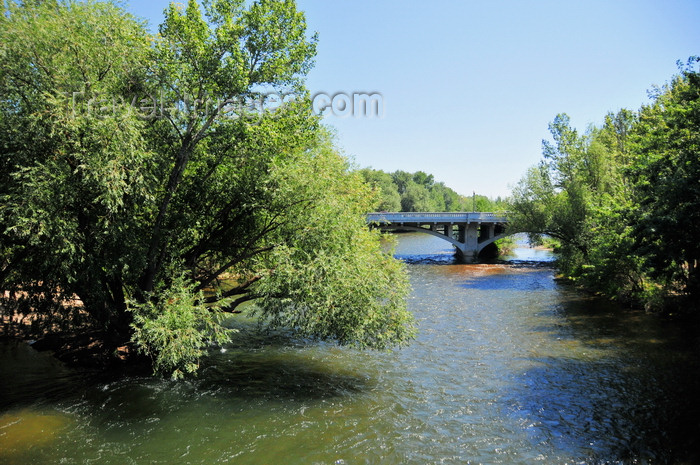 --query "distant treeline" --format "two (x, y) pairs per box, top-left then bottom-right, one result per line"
(358, 168), (507, 212)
